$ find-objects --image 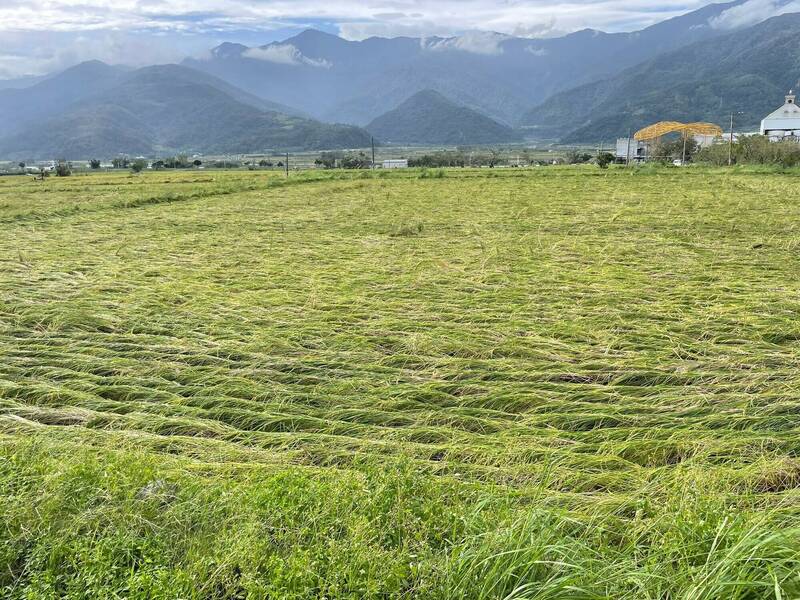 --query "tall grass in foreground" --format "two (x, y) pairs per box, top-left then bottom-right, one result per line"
(2, 438), (798, 599)
(1, 167), (800, 597)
